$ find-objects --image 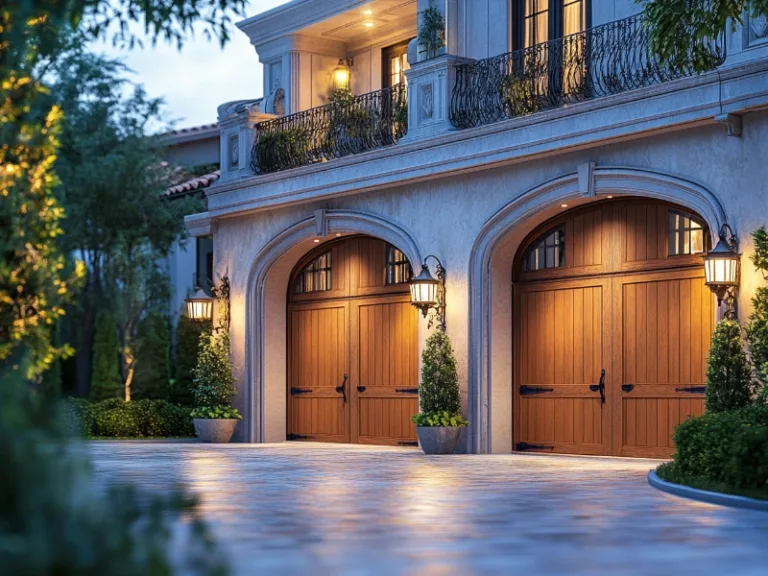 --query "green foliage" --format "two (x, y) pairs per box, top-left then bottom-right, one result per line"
(90, 309), (122, 401)
(706, 319), (753, 413)
(193, 331), (237, 408)
(750, 226), (768, 273)
(638, 0), (765, 72)
(132, 311), (172, 400)
(253, 126), (311, 173)
(669, 404), (768, 491)
(173, 315), (208, 406)
(747, 226), (768, 398)
(411, 411), (469, 427)
(65, 397), (194, 438)
(0, 373), (227, 574)
(656, 461), (768, 501)
(191, 406), (243, 420)
(418, 3), (446, 57)
(418, 330), (461, 415)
